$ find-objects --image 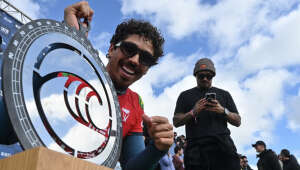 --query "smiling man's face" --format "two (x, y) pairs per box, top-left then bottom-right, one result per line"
(106, 34), (154, 90)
